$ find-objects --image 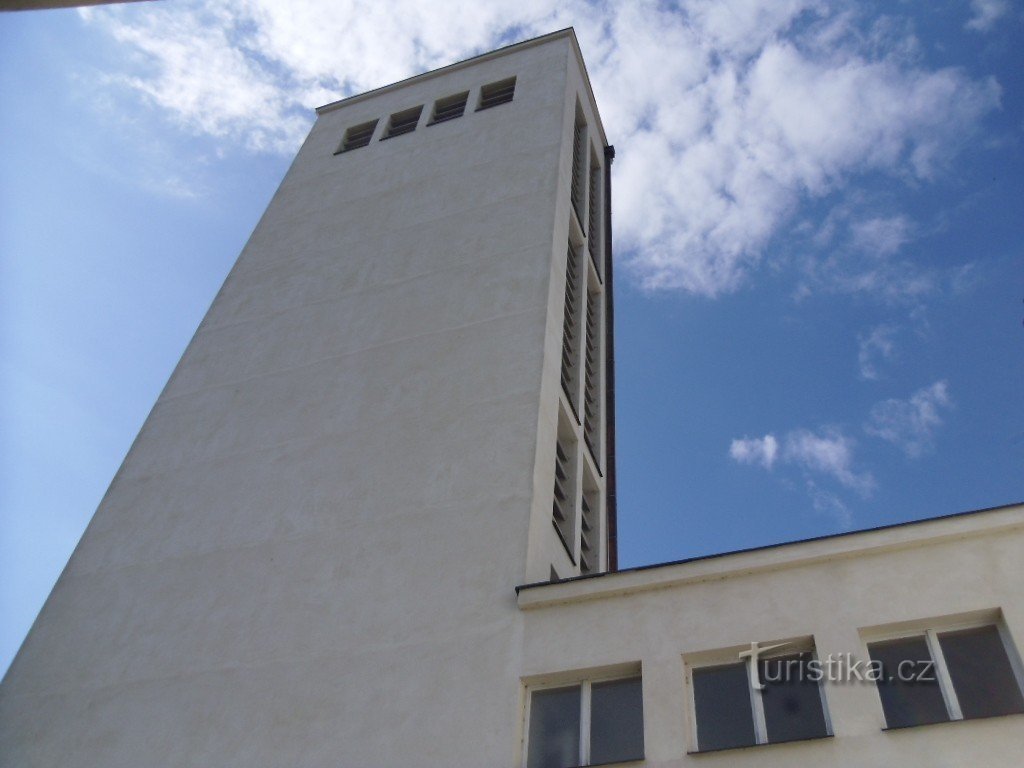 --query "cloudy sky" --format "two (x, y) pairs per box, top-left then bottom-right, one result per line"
(1, 0), (1021, 673)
